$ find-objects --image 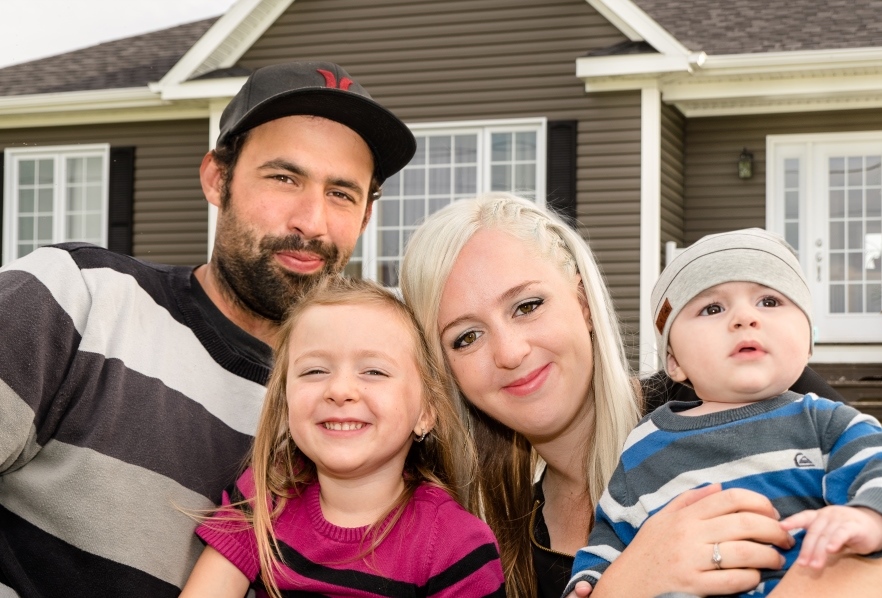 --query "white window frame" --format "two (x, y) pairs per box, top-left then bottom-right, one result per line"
(3, 144), (110, 265)
(767, 131), (882, 362)
(356, 117), (547, 283)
